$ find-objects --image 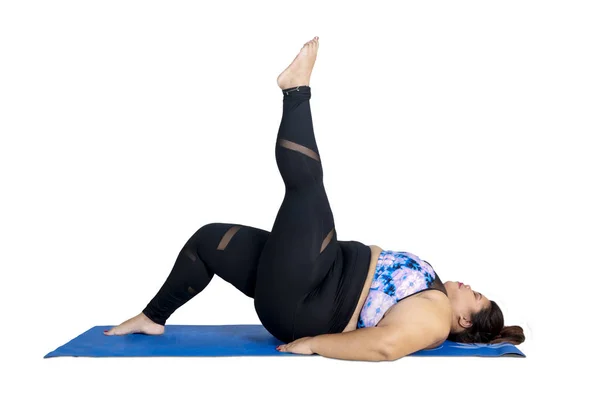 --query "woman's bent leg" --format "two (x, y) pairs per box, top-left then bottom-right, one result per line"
(142, 222), (270, 325)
